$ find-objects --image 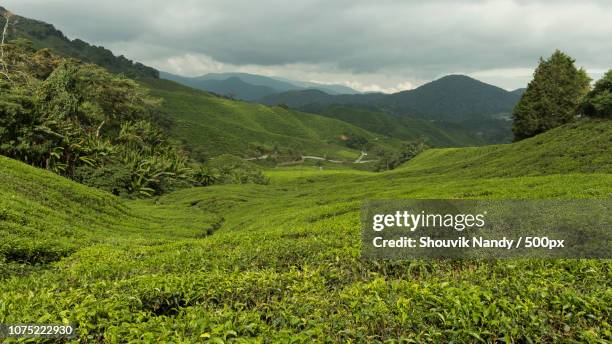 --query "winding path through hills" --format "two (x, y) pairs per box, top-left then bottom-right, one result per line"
(246, 151), (377, 164)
